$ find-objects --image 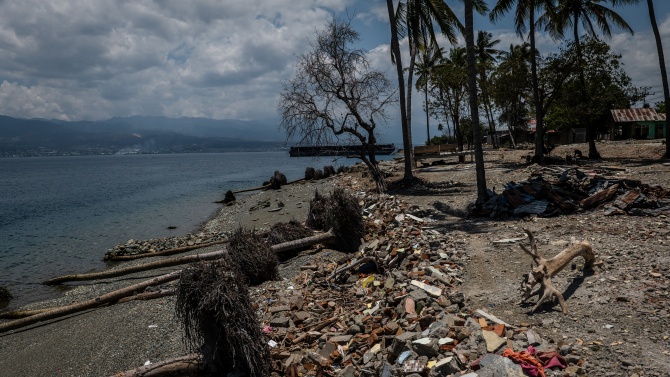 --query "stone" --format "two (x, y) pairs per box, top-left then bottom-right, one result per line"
(293, 311), (310, 323)
(290, 295), (304, 310)
(474, 354), (525, 377)
(269, 305), (291, 313)
(347, 324), (362, 335)
(482, 330), (506, 352)
(409, 288), (429, 301)
(446, 314), (466, 327)
(429, 356), (461, 377)
(427, 321), (449, 338)
(338, 365), (356, 377)
(412, 337), (439, 357)
(330, 335), (353, 344)
(319, 341), (337, 358)
(269, 316), (290, 328)
(525, 329), (543, 346)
